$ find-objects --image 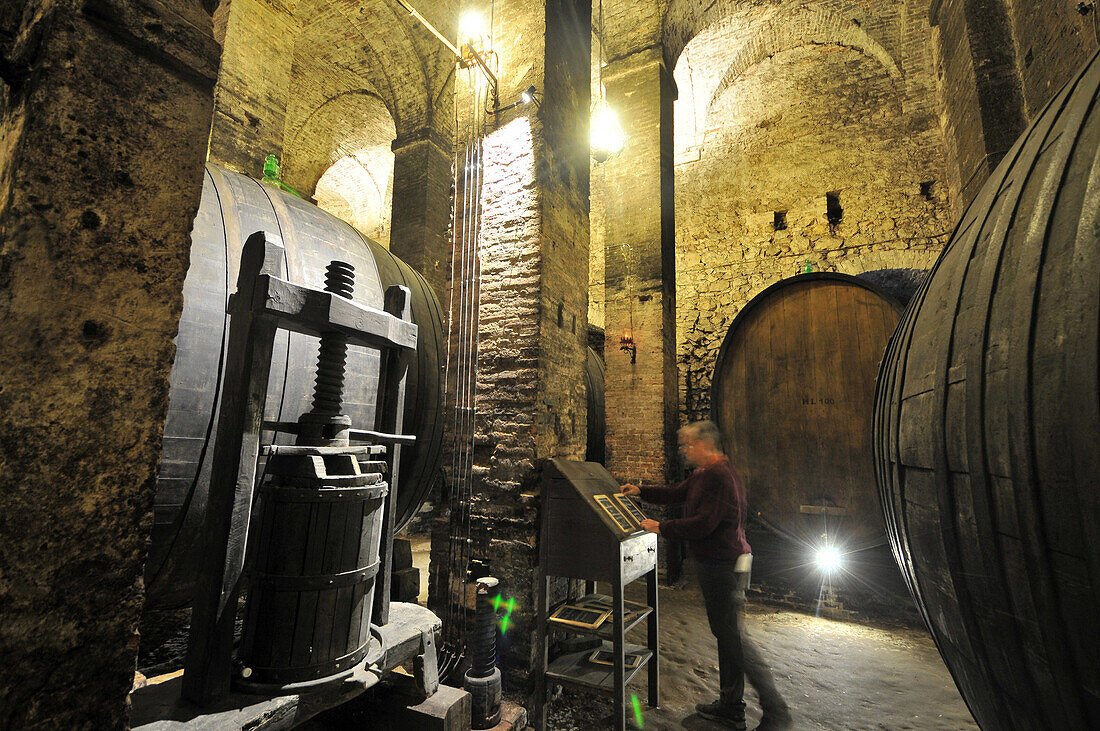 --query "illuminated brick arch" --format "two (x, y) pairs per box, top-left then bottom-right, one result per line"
(283, 88), (396, 198)
(280, 0), (434, 196)
(705, 10), (903, 116)
(664, 0), (906, 80)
